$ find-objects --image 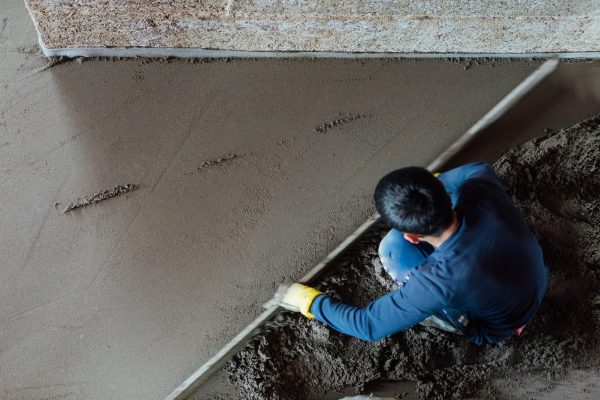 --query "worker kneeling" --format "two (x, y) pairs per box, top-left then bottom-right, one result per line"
(279, 163), (548, 345)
